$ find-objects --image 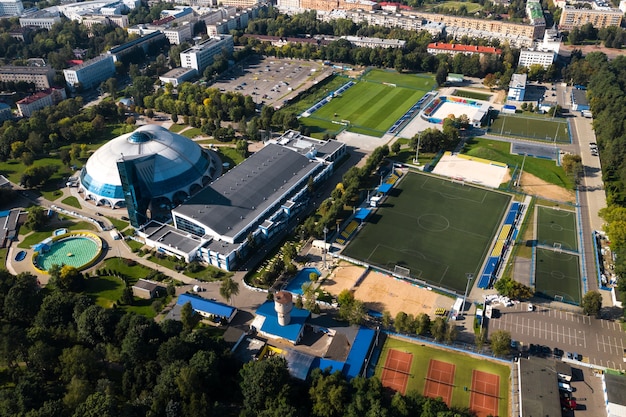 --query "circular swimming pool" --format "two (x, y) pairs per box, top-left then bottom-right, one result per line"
(34, 233), (102, 272)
